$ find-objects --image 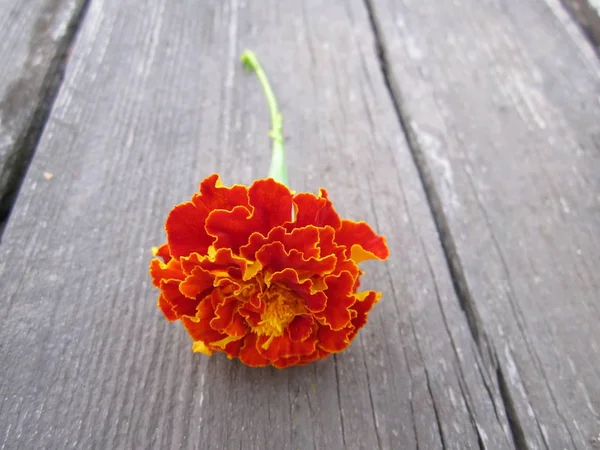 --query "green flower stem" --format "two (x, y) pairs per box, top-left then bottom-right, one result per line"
(241, 50), (288, 186)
